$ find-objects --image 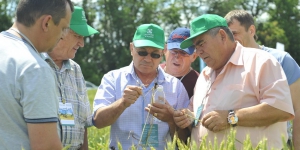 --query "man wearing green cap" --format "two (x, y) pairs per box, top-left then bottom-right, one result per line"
(42, 6), (99, 149)
(93, 24), (189, 149)
(172, 14), (294, 149)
